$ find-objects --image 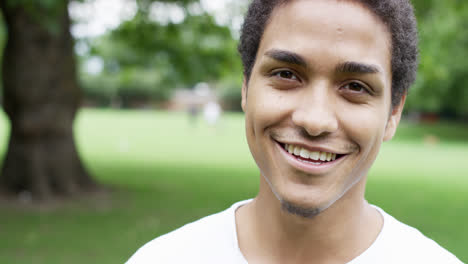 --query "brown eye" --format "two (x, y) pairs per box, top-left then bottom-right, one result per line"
(274, 70), (298, 80)
(342, 82), (369, 93)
